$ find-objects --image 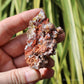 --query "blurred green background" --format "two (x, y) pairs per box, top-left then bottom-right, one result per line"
(0, 0), (84, 84)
